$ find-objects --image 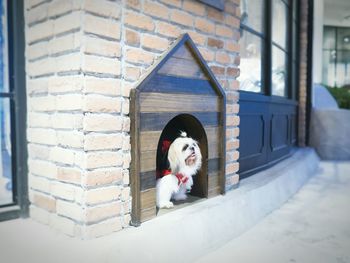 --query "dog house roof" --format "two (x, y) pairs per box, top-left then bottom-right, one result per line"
(135, 33), (225, 98)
